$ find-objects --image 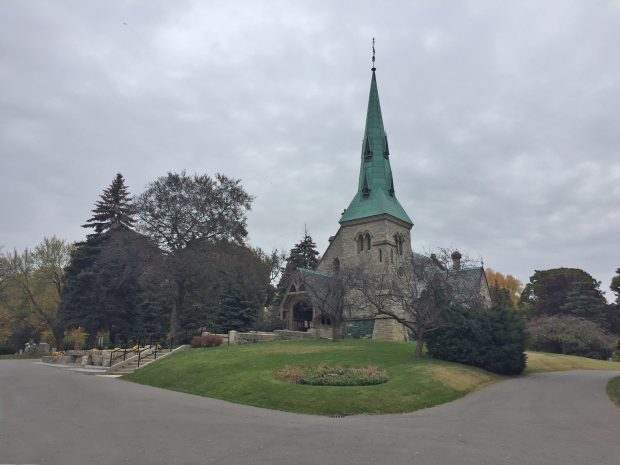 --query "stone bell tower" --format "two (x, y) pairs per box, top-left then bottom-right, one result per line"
(317, 43), (414, 340)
